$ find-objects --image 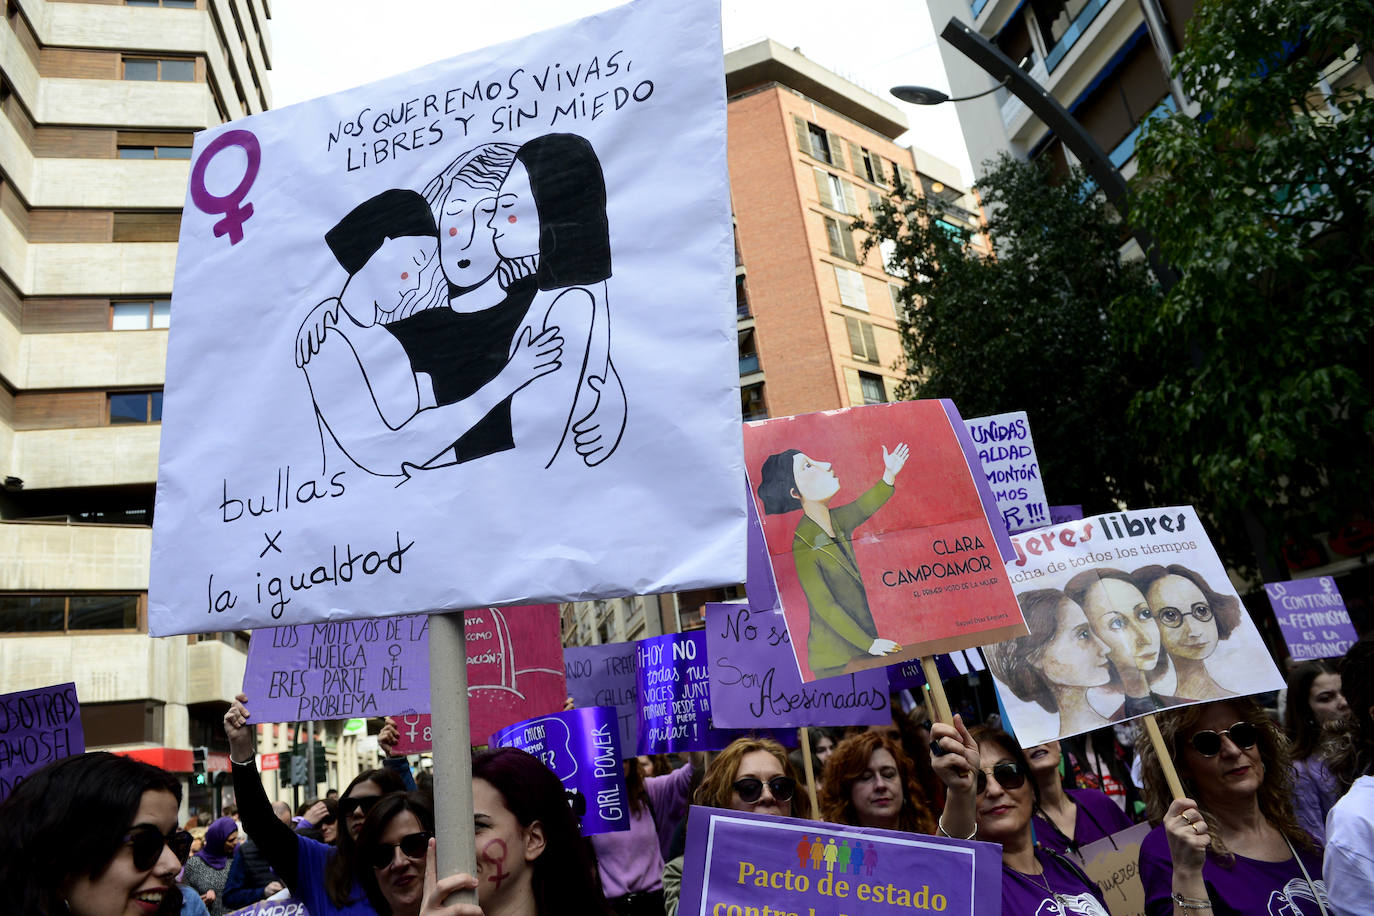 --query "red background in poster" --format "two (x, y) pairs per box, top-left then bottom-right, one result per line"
(744, 401), (1025, 680)
(395, 604), (566, 750)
